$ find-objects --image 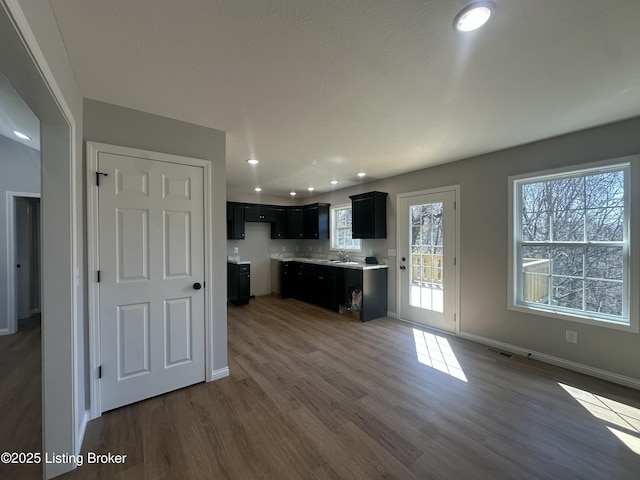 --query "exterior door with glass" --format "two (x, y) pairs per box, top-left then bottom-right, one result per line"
(398, 189), (457, 332)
